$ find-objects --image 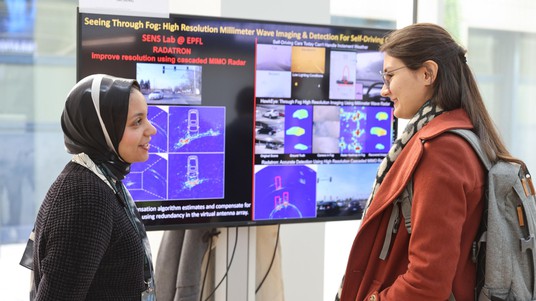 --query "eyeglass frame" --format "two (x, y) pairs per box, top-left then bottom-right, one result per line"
(379, 66), (407, 89)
